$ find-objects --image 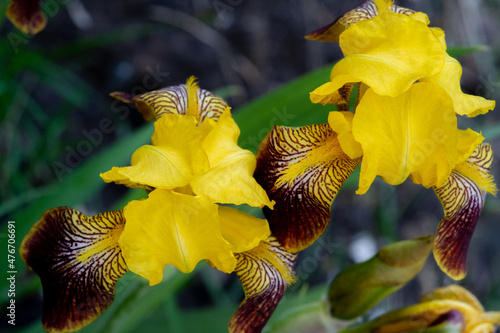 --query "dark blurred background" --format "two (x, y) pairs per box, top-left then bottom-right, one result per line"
(1, 0), (500, 332)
